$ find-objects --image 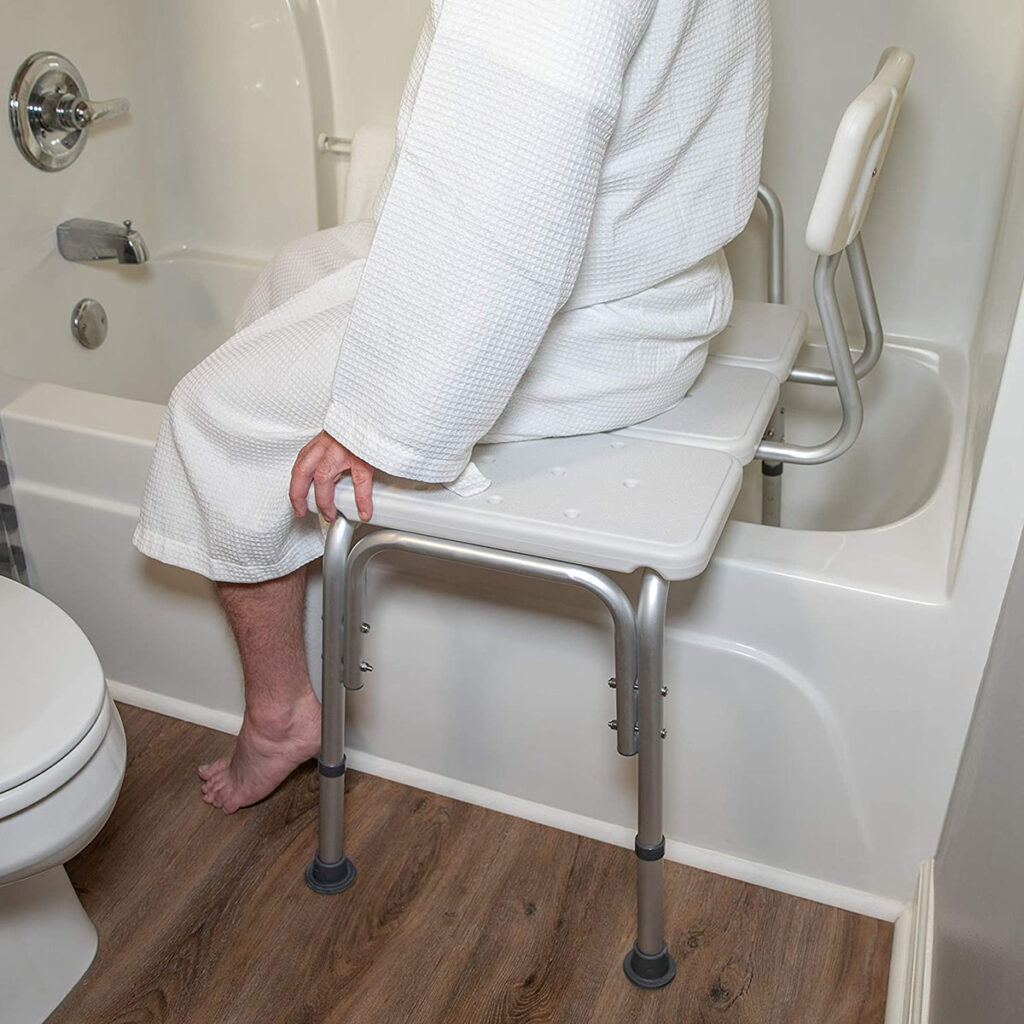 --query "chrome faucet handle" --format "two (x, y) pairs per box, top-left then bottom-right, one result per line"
(54, 94), (130, 131)
(9, 52), (131, 171)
